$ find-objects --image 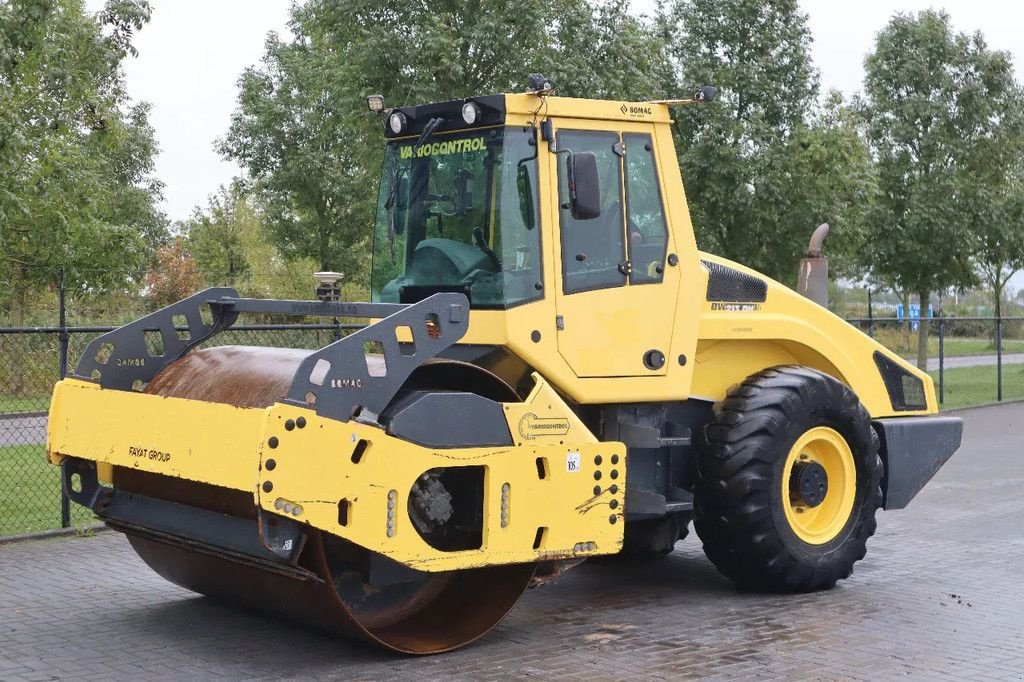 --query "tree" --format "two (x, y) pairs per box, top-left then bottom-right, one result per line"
(964, 89), (1024, 325)
(0, 0), (166, 326)
(861, 11), (1021, 369)
(752, 93), (878, 284)
(973, 168), (1024, 324)
(219, 28), (375, 279)
(144, 239), (201, 309)
(182, 184), (321, 299)
(183, 185), (254, 287)
(220, 0), (673, 286)
(541, 0), (675, 100)
(665, 0), (876, 284)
